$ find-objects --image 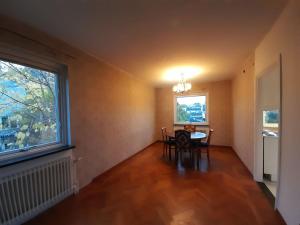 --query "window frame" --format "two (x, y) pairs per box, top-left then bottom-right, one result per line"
(173, 92), (209, 125)
(0, 54), (71, 162)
